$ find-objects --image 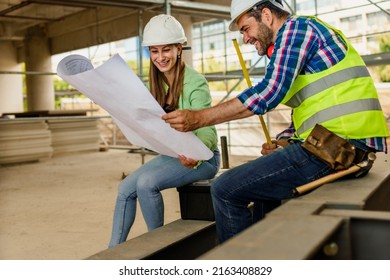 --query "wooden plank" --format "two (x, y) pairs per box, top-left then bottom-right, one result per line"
(0, 120), (53, 164)
(199, 216), (344, 260)
(86, 219), (215, 260)
(321, 209), (390, 220)
(269, 200), (325, 217)
(48, 119), (100, 155)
